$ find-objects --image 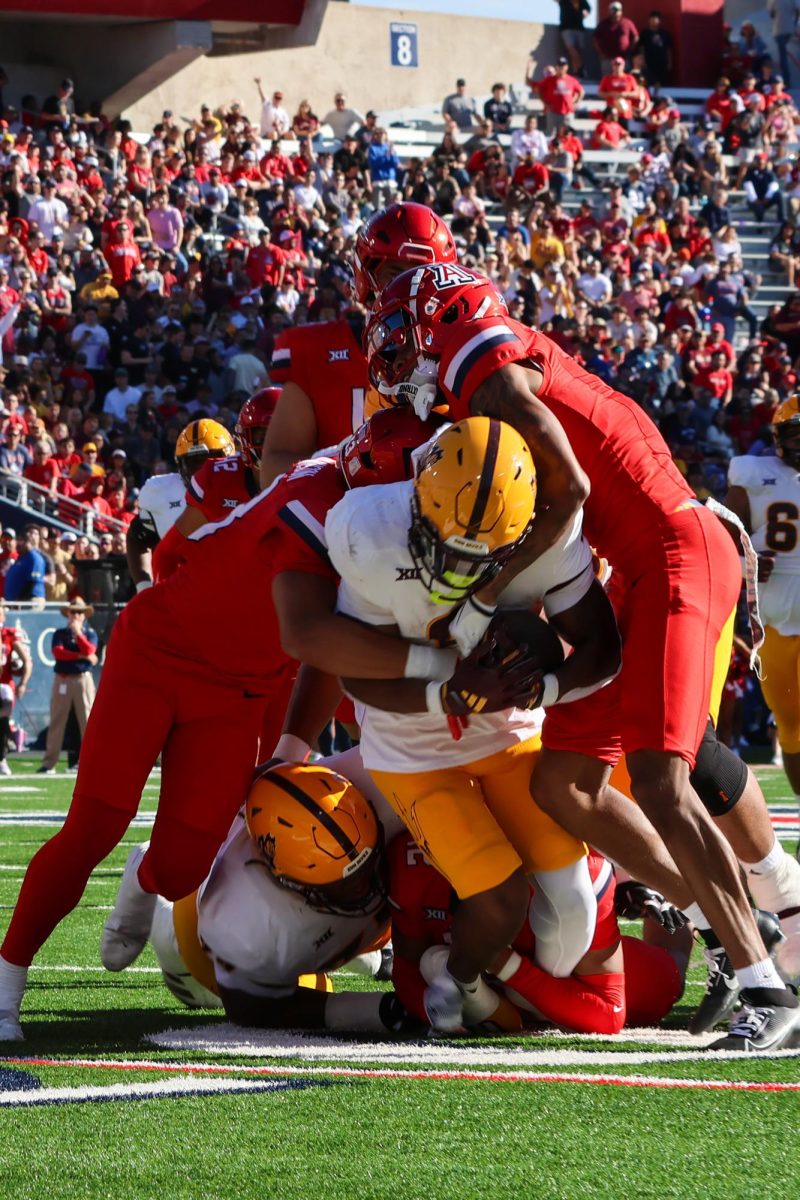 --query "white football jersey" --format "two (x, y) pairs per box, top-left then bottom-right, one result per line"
(137, 471), (186, 540)
(325, 480), (594, 773)
(196, 748), (400, 998)
(728, 454), (800, 634)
